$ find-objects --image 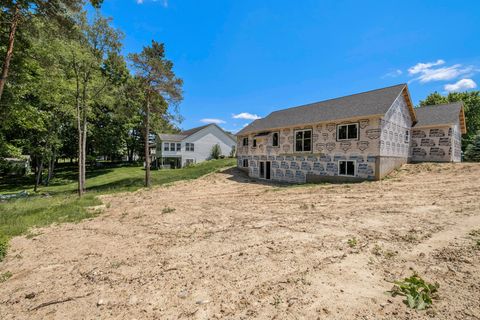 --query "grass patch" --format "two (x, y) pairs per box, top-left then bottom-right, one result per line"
(0, 159), (236, 261)
(0, 271), (12, 283)
(389, 273), (439, 310)
(347, 237), (357, 248)
(161, 207), (176, 214)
